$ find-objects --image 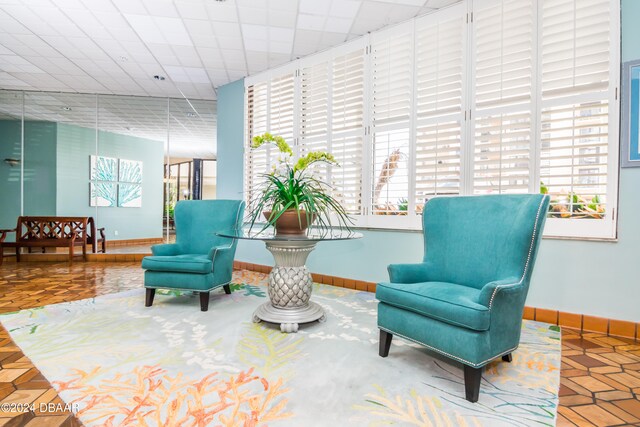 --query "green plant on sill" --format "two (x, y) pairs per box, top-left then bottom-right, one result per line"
(247, 132), (353, 233)
(540, 181), (605, 219)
